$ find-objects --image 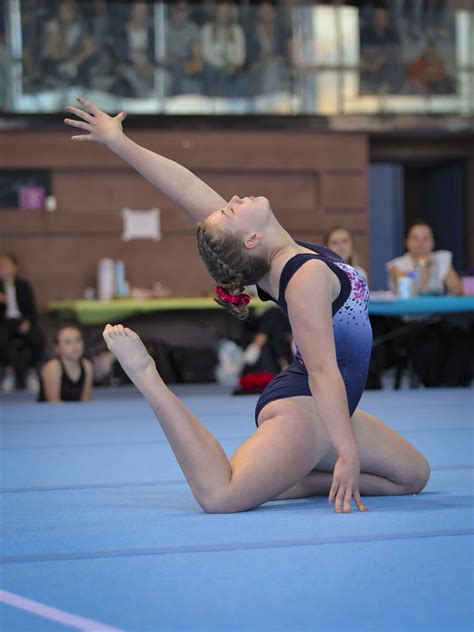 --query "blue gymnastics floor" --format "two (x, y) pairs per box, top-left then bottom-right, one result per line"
(1, 385), (473, 632)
